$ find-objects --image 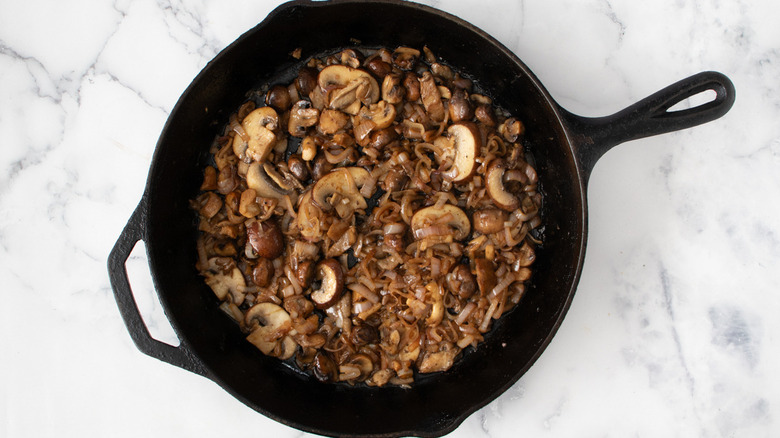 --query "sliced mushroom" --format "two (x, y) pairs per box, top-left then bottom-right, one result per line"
(318, 65), (380, 115)
(381, 72), (405, 104)
(262, 162), (296, 191)
(499, 117), (525, 142)
(347, 353), (374, 381)
(310, 258), (345, 309)
(404, 73), (421, 102)
(472, 208), (508, 234)
(311, 167), (370, 214)
(204, 266), (246, 305)
(288, 100), (320, 137)
(339, 48), (363, 69)
(391, 46), (420, 70)
(358, 100), (396, 129)
(245, 302), (294, 357)
(485, 158), (520, 211)
(447, 264), (477, 299)
(419, 71), (445, 122)
(474, 258), (497, 296)
(410, 204), (471, 241)
(439, 122), (480, 182)
(251, 257), (274, 287)
(233, 106), (279, 162)
(295, 260), (316, 289)
(246, 162), (294, 200)
(318, 109), (349, 134)
(313, 351), (338, 383)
